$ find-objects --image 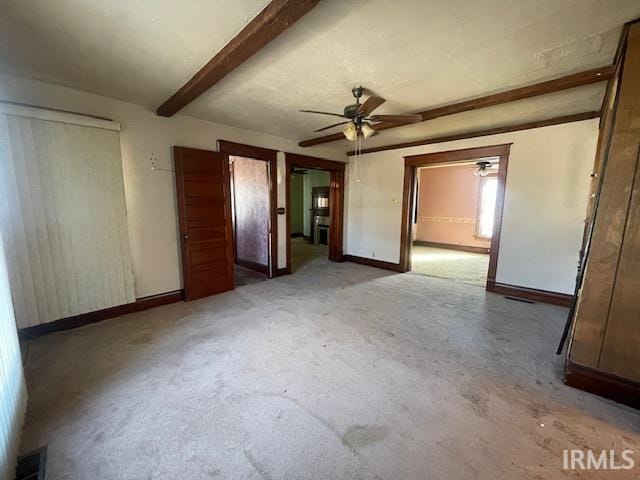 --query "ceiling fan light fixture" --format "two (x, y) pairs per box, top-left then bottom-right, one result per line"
(474, 161), (491, 176)
(361, 122), (375, 139)
(343, 122), (357, 141)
